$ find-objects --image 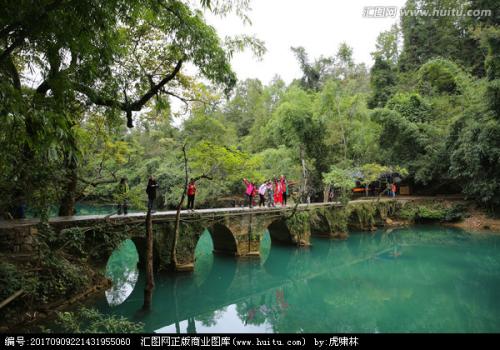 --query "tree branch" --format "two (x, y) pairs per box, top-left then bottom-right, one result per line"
(192, 174), (213, 182)
(74, 59), (184, 127)
(74, 83), (125, 109)
(162, 90), (206, 107)
(78, 177), (117, 187)
(128, 59), (184, 111)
